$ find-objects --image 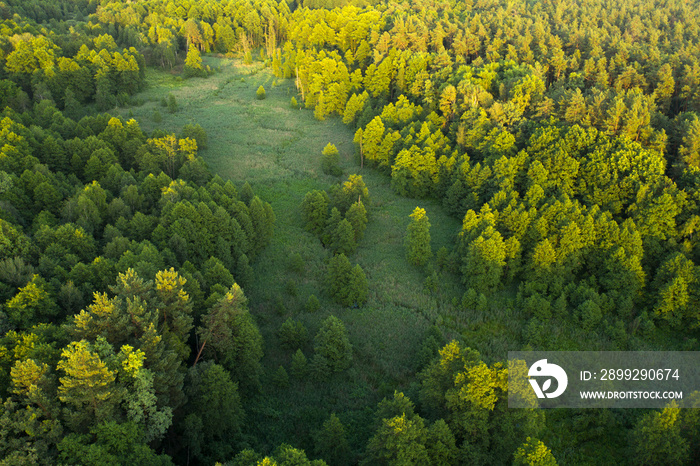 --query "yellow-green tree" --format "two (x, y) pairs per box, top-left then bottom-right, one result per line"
(405, 207), (431, 266)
